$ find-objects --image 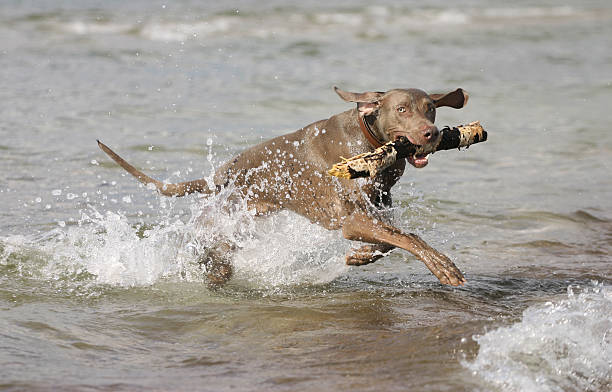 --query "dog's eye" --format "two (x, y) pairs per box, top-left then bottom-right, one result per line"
(427, 106), (434, 113)
(397, 107), (406, 113)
